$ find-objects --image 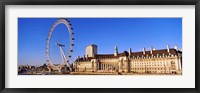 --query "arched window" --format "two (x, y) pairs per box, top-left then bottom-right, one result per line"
(171, 61), (176, 70)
